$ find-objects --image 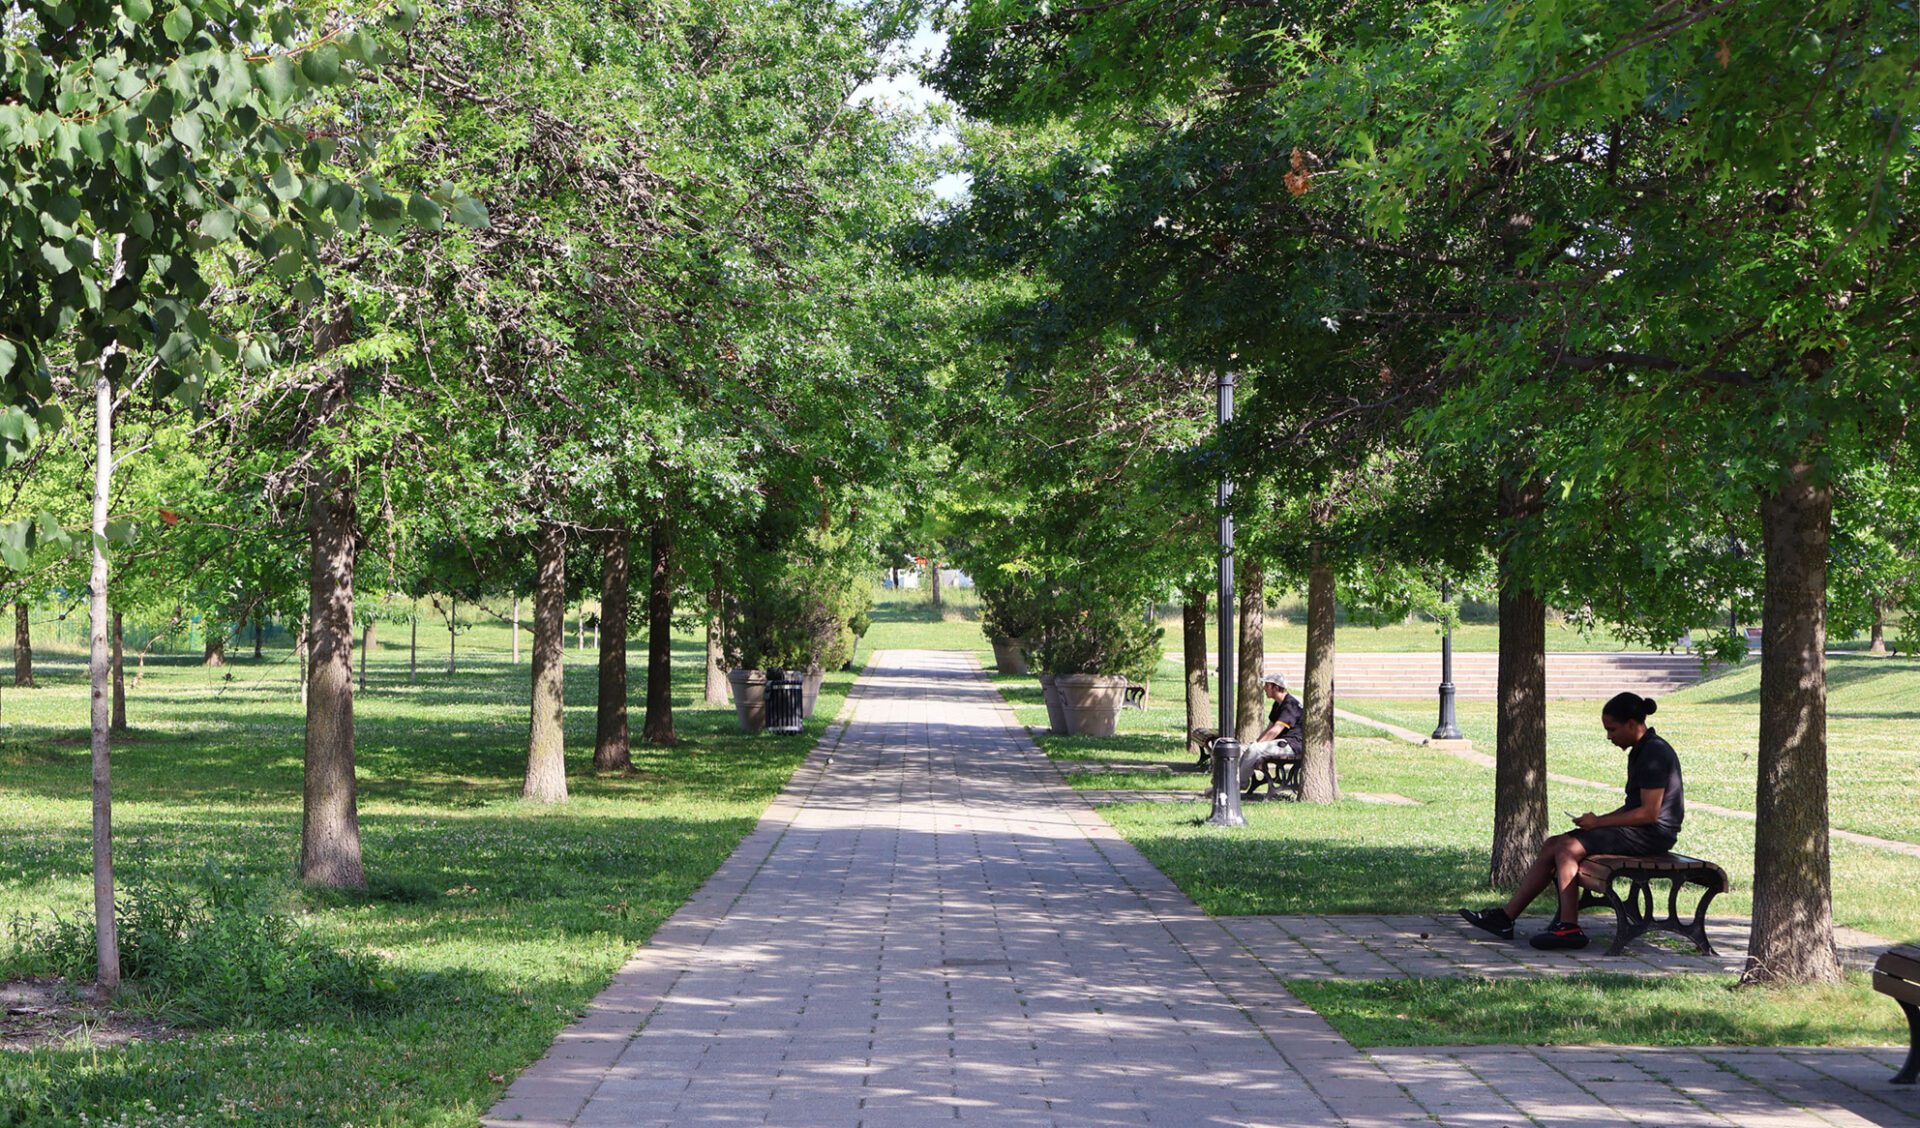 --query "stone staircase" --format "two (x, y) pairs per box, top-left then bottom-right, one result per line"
(1244, 651), (1717, 701)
